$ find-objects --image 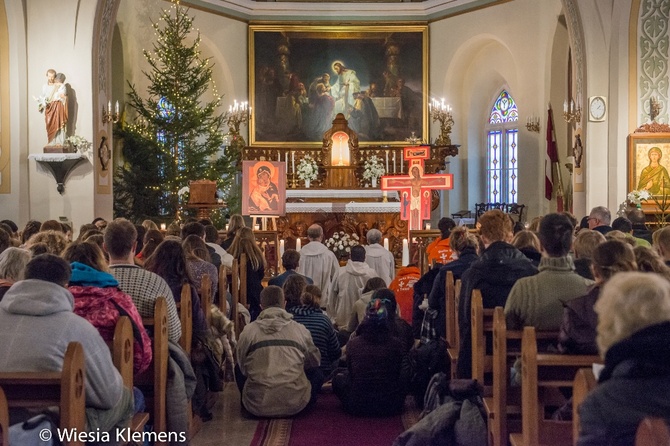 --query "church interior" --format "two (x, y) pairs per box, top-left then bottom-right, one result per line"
(1, 0), (669, 445)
